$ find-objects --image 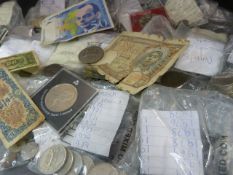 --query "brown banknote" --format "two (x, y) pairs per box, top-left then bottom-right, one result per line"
(0, 67), (45, 148)
(95, 32), (189, 94)
(0, 51), (40, 73)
